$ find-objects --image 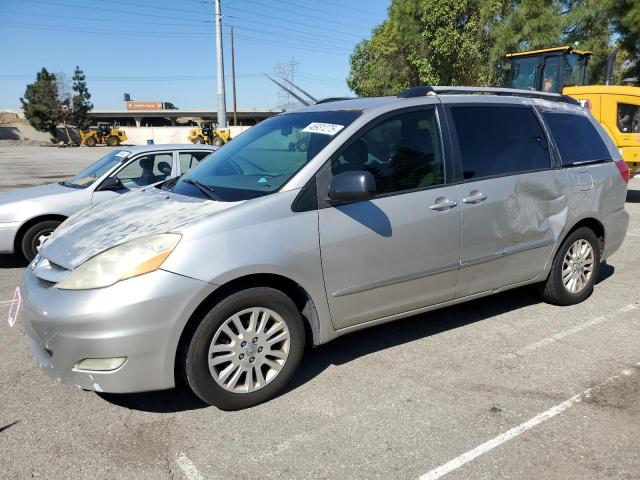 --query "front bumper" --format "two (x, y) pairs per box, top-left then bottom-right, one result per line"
(0, 221), (20, 253)
(21, 267), (216, 393)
